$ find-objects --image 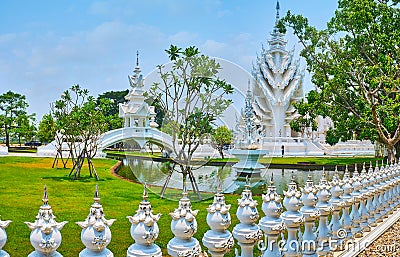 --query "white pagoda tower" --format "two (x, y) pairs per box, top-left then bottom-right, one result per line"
(252, 1), (303, 139)
(119, 52), (158, 129)
(251, 1), (324, 156)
